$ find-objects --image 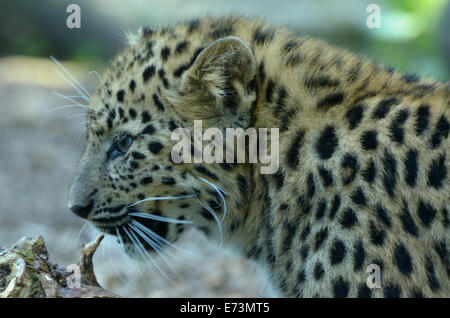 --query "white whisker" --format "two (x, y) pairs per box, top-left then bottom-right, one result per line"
(129, 212), (193, 224)
(117, 227), (146, 279)
(132, 219), (200, 258)
(88, 70), (102, 83)
(123, 225), (173, 283)
(130, 220), (185, 262)
(195, 198), (223, 245)
(66, 113), (93, 119)
(46, 104), (87, 113)
(53, 67), (90, 102)
(50, 55), (91, 98)
(53, 91), (88, 108)
(129, 223), (179, 278)
(128, 194), (195, 208)
(197, 177), (227, 222)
